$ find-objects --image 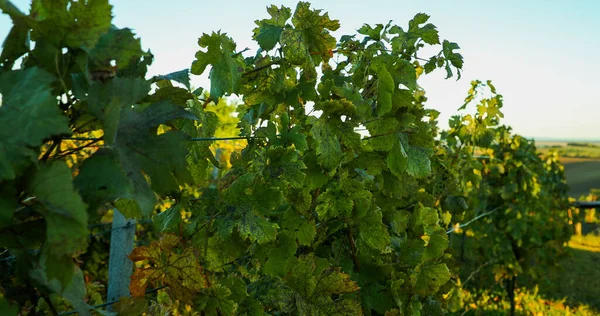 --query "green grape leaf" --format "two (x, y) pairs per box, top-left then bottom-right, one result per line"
(412, 263), (451, 296)
(393, 59), (417, 91)
(113, 198), (143, 219)
(303, 158), (329, 190)
(446, 286), (463, 312)
(111, 101), (197, 216)
(196, 277), (247, 315)
(112, 297), (148, 316)
(221, 276), (248, 305)
(74, 148), (134, 213)
(390, 210), (411, 235)
(366, 118), (399, 151)
(60, 268), (93, 316)
(215, 206), (278, 244)
(402, 136), (432, 178)
(422, 228), (449, 262)
(280, 28), (310, 65)
(281, 208), (316, 246)
(252, 5), (291, 51)
(264, 147), (307, 188)
(30, 0), (112, 48)
(413, 206), (439, 228)
(152, 69), (191, 90)
(181, 102), (219, 182)
(191, 32), (244, 100)
(407, 13), (440, 45)
(203, 234), (247, 272)
(314, 99), (355, 118)
(282, 126), (308, 152)
(422, 294), (444, 316)
(361, 283), (394, 314)
(87, 77), (150, 144)
(442, 195), (468, 213)
(153, 204), (182, 233)
(358, 208), (391, 252)
(0, 68), (70, 181)
(291, 2), (340, 62)
(284, 255), (361, 315)
(29, 250), (76, 294)
(29, 254), (92, 316)
(29, 162), (88, 256)
(316, 186), (353, 220)
(423, 57), (437, 74)
(263, 232), (298, 276)
(250, 276), (296, 313)
(0, 219), (45, 249)
(89, 27), (143, 69)
(147, 86), (195, 107)
(389, 13), (439, 55)
(310, 117), (342, 170)
(354, 168), (375, 183)
(357, 23), (384, 41)
(387, 140), (408, 177)
(442, 40), (463, 79)
(0, 18), (29, 67)
(0, 1), (27, 17)
(371, 59), (395, 116)
(255, 23), (283, 51)
(317, 177), (372, 220)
